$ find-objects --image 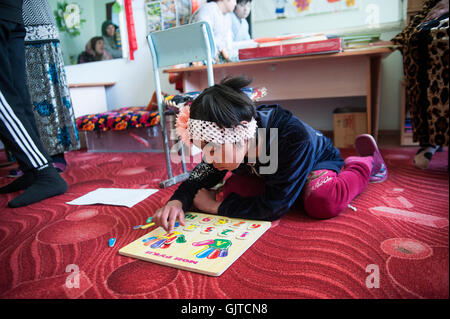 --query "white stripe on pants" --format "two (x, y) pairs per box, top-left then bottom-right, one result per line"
(0, 89), (48, 169)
